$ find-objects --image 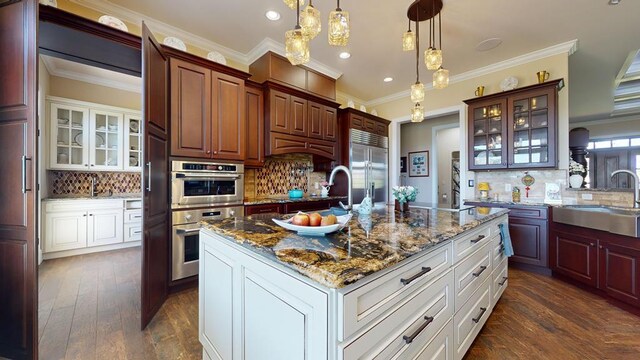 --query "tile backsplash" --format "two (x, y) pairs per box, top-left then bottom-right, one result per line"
(244, 154), (328, 198)
(49, 171), (141, 196)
